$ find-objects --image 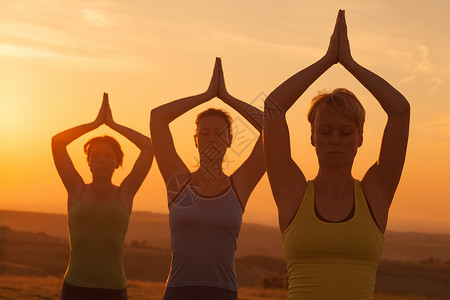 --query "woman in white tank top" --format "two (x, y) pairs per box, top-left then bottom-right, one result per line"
(150, 58), (266, 300)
